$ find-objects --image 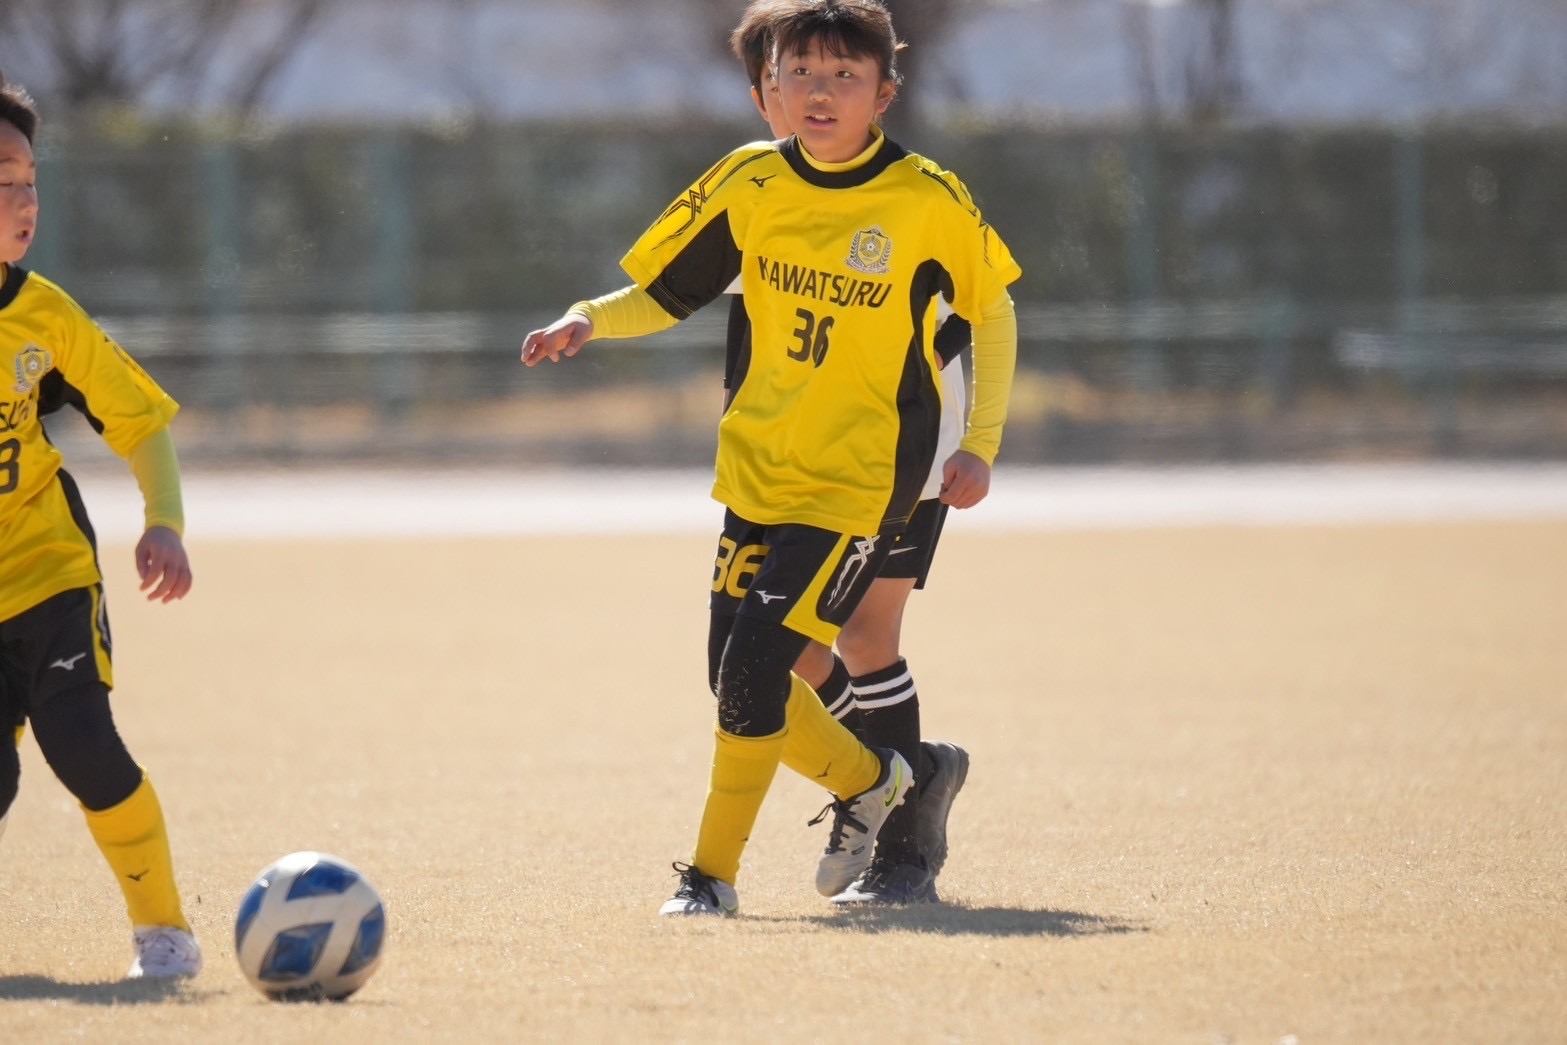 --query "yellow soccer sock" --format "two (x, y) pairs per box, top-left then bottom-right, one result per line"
(82, 773), (190, 932)
(780, 674), (881, 799)
(690, 726), (787, 886)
